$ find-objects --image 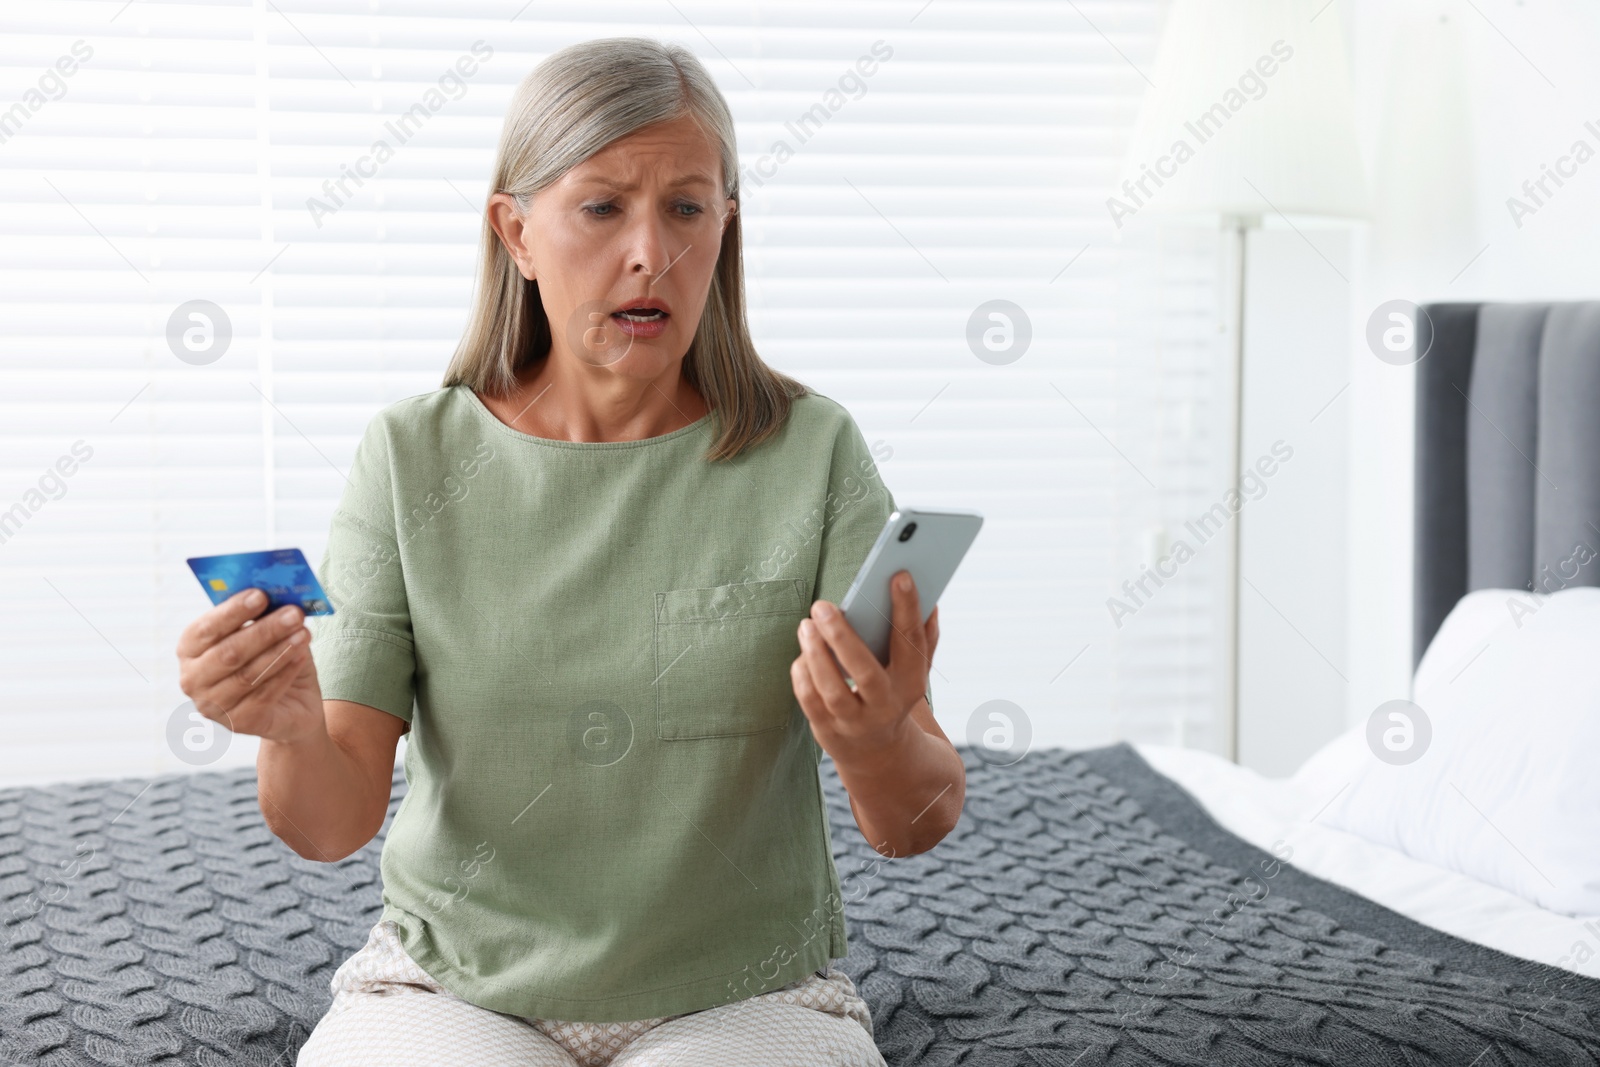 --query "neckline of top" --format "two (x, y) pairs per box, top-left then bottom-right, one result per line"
(459, 385), (715, 450)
